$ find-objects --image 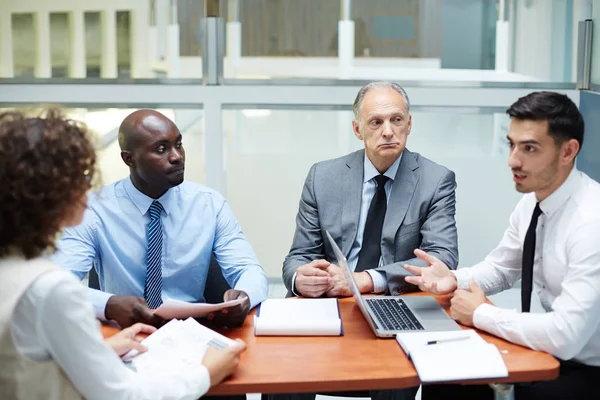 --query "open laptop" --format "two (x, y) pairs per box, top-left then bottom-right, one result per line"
(325, 231), (460, 338)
